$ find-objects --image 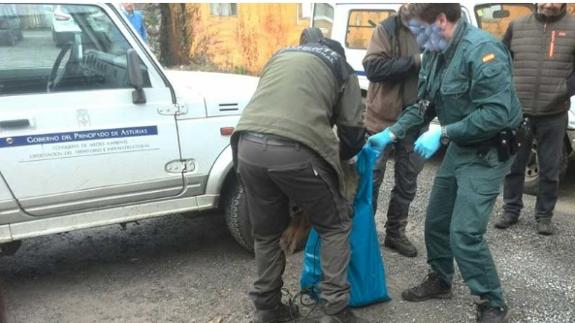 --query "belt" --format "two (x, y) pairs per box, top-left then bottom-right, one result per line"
(457, 128), (518, 161)
(242, 132), (301, 147)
